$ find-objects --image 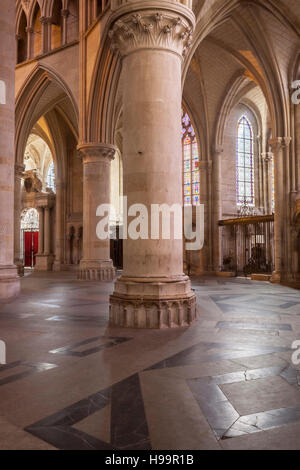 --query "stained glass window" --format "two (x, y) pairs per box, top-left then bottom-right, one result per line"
(236, 116), (255, 206)
(46, 161), (56, 193)
(182, 111), (200, 206)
